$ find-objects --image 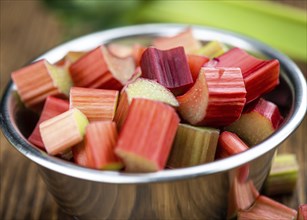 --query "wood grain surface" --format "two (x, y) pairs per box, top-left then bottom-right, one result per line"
(1, 1), (306, 220)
